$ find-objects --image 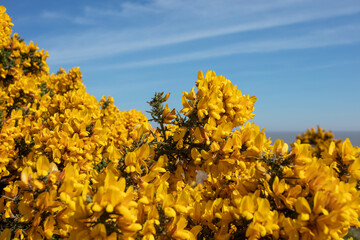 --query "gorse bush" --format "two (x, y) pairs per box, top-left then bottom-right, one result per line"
(1, 6), (360, 240)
